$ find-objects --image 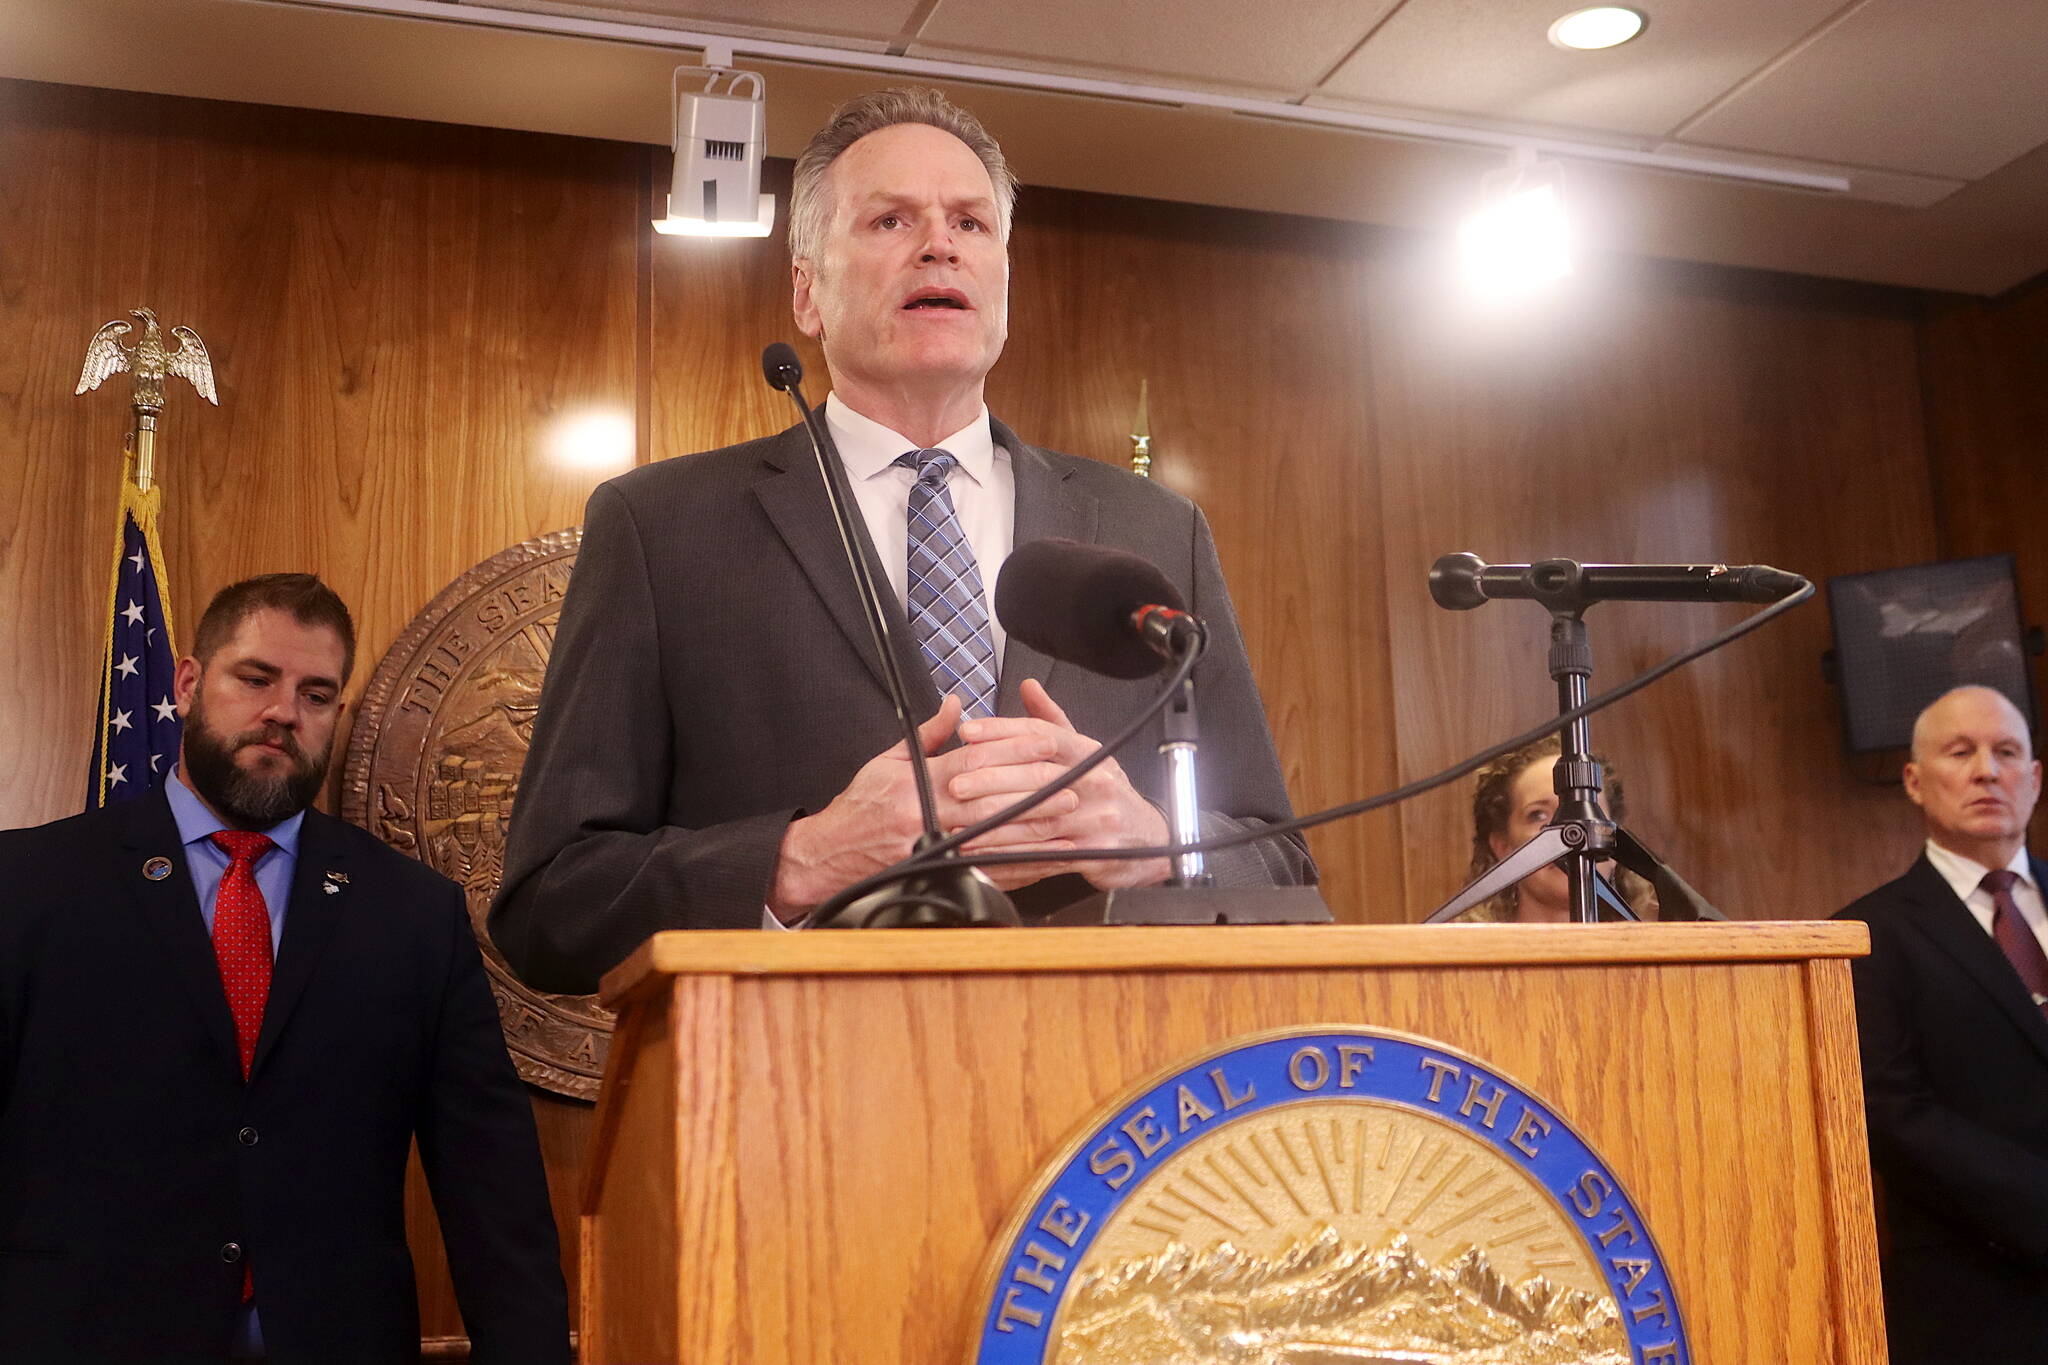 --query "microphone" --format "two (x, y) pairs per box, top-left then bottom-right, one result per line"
(995, 540), (1203, 679)
(758, 342), (1016, 928)
(1430, 553), (1806, 612)
(761, 341), (803, 393)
